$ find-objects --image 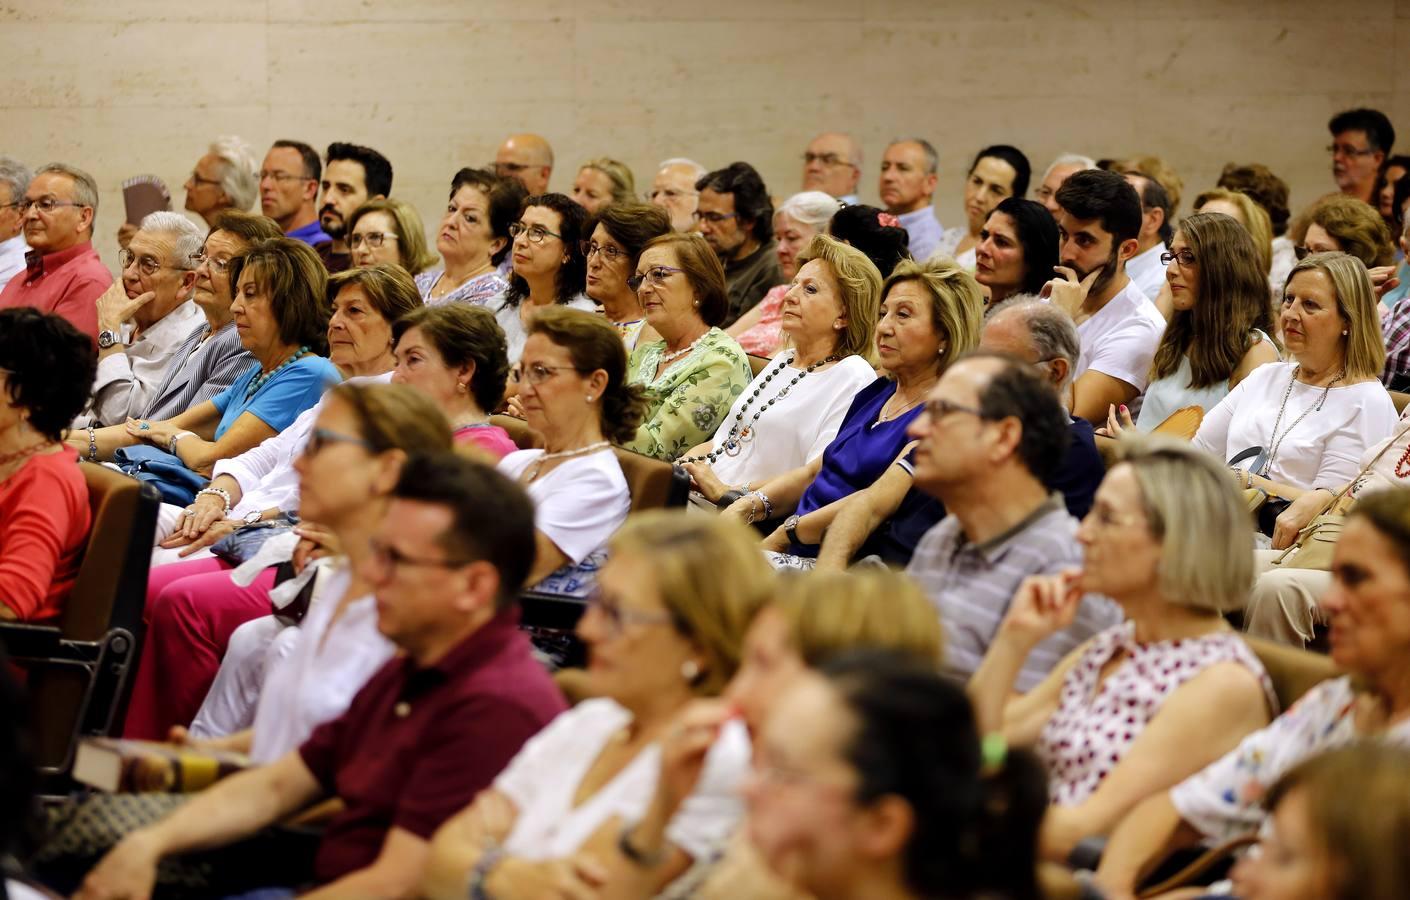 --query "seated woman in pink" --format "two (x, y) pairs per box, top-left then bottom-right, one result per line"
(0, 308), (95, 621)
(968, 436), (1277, 863)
